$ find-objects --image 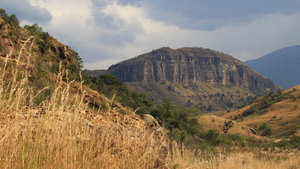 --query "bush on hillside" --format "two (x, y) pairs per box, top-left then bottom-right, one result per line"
(24, 23), (51, 53)
(267, 136), (300, 149)
(258, 123), (273, 136)
(82, 72), (152, 112)
(200, 130), (245, 147)
(0, 8), (19, 28)
(241, 90), (298, 119)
